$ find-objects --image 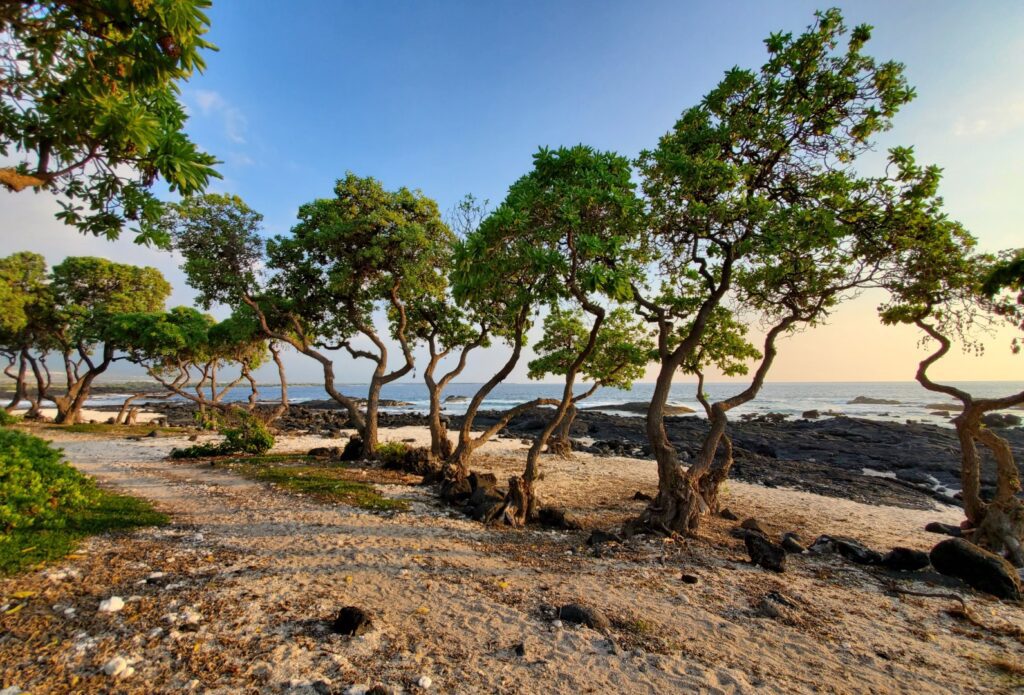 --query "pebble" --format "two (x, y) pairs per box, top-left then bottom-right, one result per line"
(103, 656), (128, 677)
(0, 686), (23, 695)
(181, 607), (202, 625)
(417, 676), (433, 689)
(344, 686), (370, 695)
(147, 571), (167, 581)
(551, 620), (563, 628)
(63, 607), (76, 617)
(99, 596), (124, 613)
(147, 627), (164, 639)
